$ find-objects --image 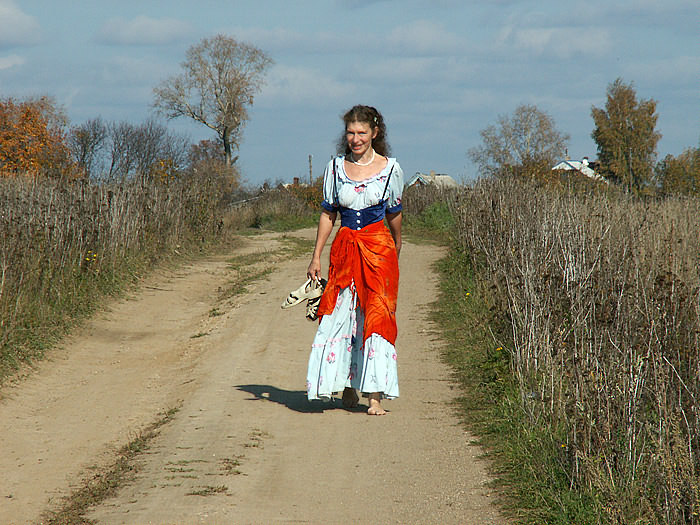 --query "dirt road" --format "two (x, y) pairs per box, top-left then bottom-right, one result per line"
(0, 228), (505, 524)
